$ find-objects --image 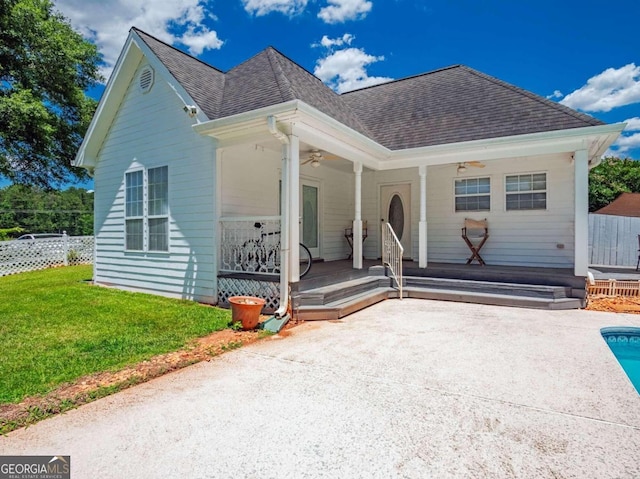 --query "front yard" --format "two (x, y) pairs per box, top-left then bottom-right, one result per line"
(0, 266), (233, 406)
